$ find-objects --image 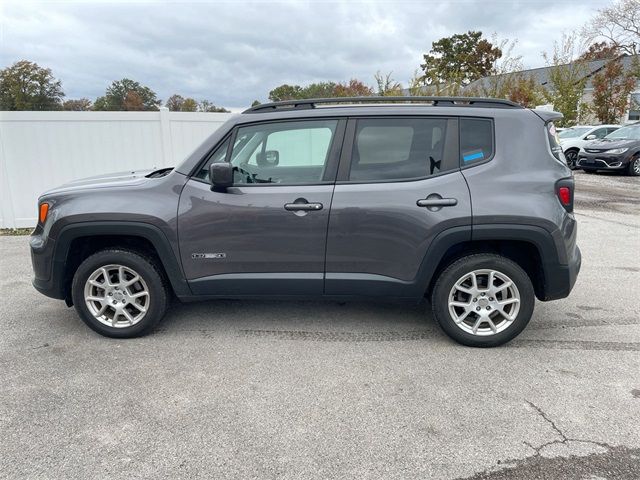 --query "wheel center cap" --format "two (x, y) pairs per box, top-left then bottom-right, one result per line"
(113, 291), (125, 301)
(478, 298), (489, 307)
